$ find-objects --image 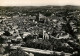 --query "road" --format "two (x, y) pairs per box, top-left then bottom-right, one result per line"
(11, 46), (72, 56)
